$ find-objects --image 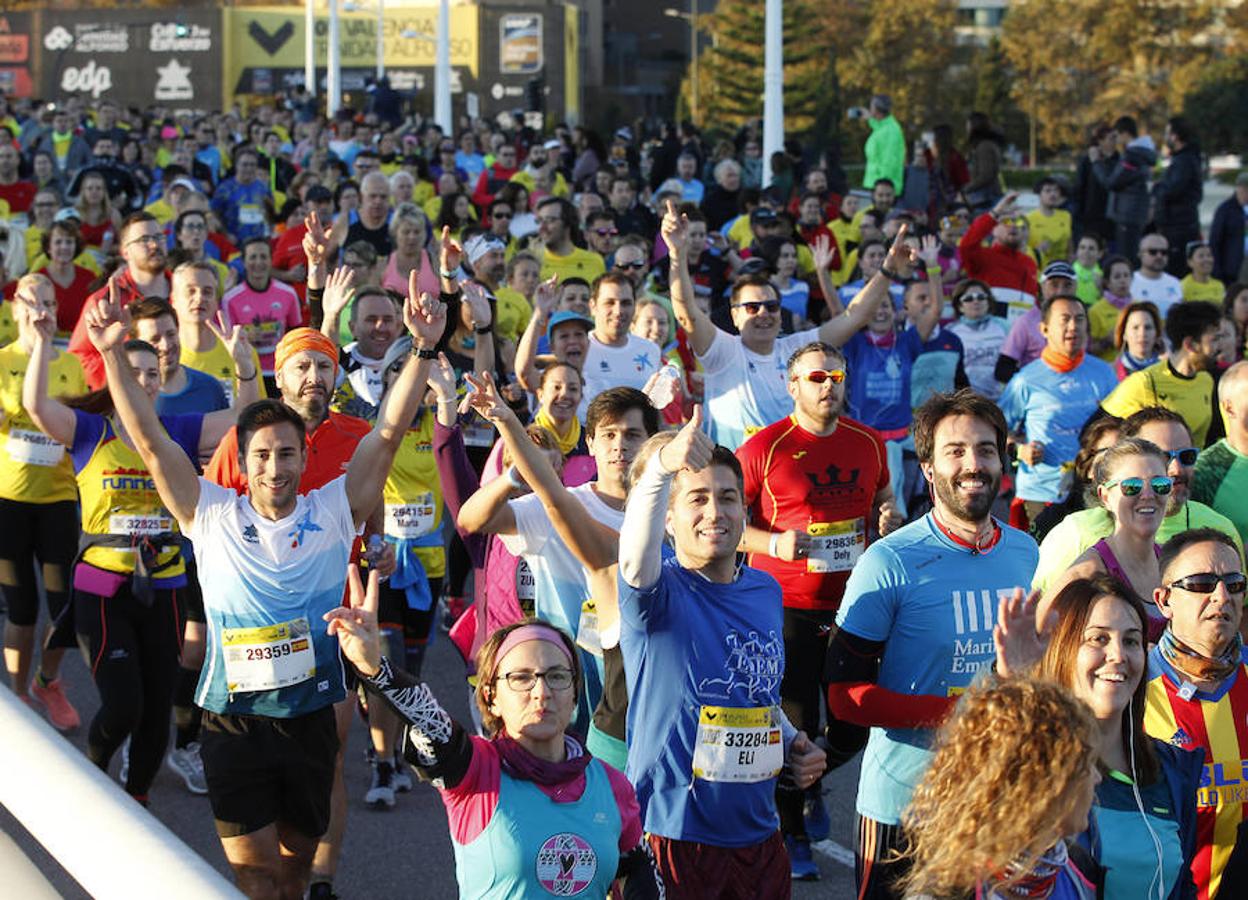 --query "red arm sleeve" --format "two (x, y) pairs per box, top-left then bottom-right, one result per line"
(68, 293), (104, 389)
(826, 681), (956, 730)
(957, 212), (997, 280)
